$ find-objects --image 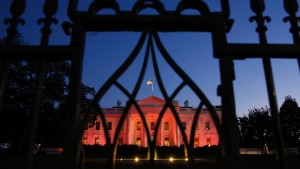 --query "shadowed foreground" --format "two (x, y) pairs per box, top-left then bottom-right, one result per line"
(0, 154), (299, 169)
